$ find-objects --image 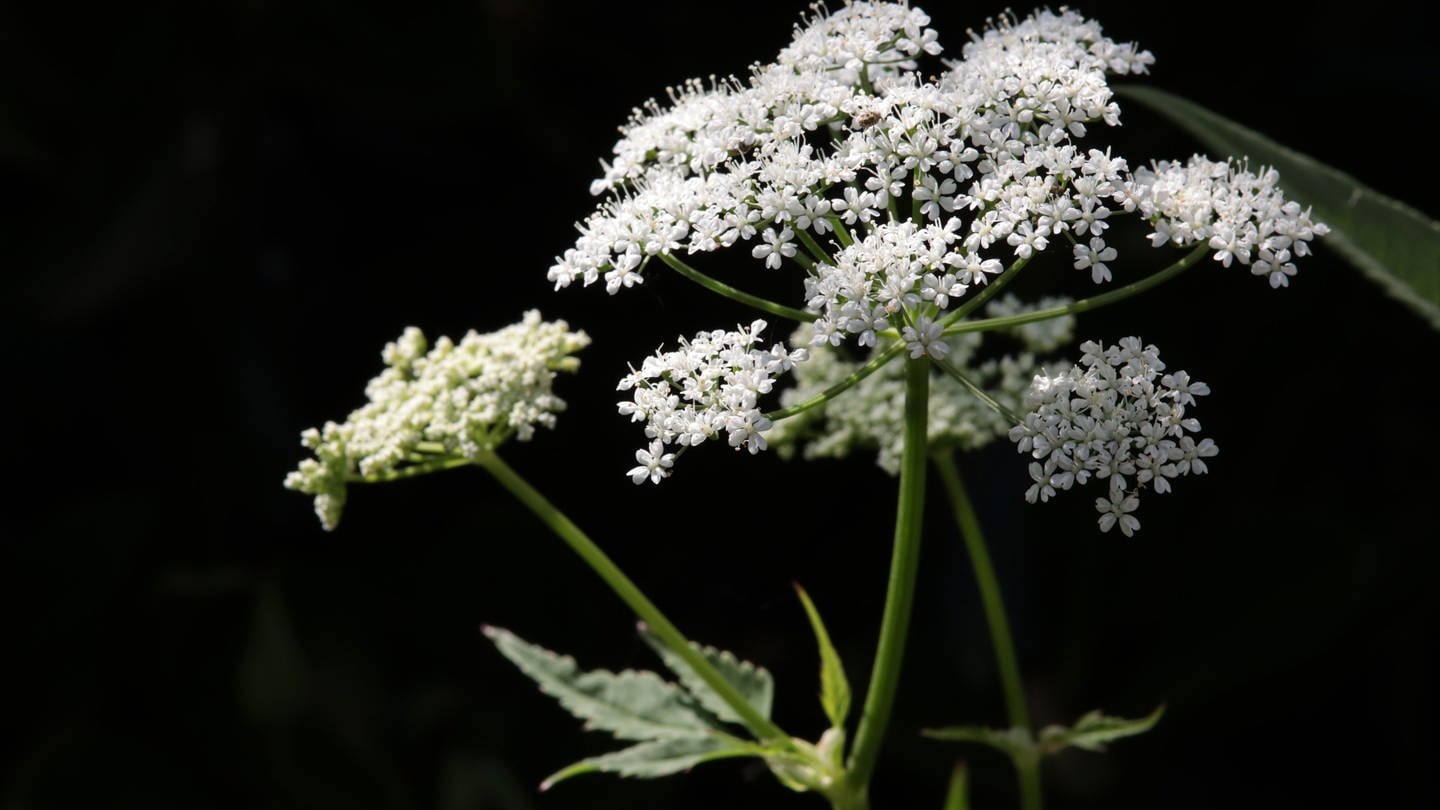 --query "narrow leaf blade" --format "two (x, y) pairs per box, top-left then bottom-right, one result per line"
(484, 625), (716, 741)
(941, 760), (971, 810)
(1038, 705), (1165, 754)
(637, 624), (774, 724)
(1116, 83), (1440, 330)
(921, 725), (1034, 760)
(539, 736), (762, 790)
(794, 583), (851, 729)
